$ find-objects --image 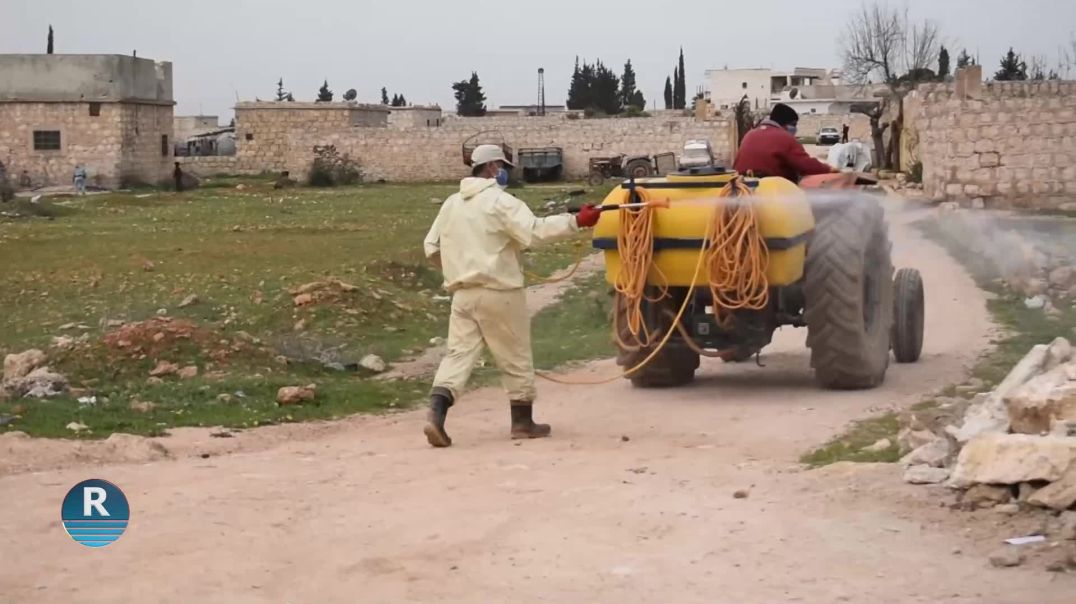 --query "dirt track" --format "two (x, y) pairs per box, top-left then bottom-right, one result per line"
(2, 200), (1074, 603)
